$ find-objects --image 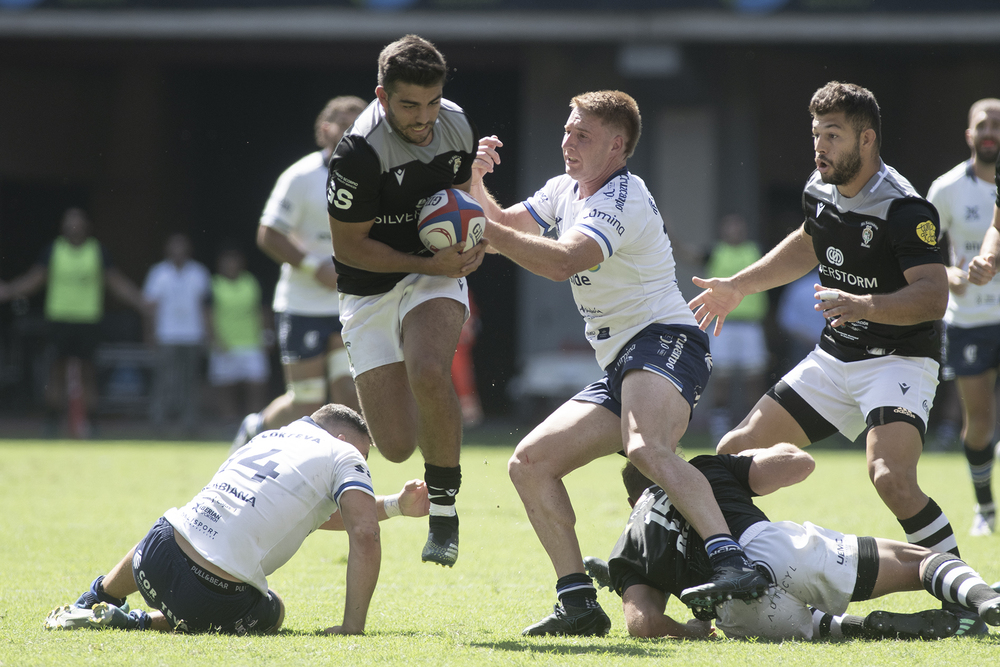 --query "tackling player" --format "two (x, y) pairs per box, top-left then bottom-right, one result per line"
(234, 96), (366, 450)
(327, 35), (487, 568)
(471, 91), (770, 637)
(589, 447), (1000, 641)
(45, 404), (430, 635)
